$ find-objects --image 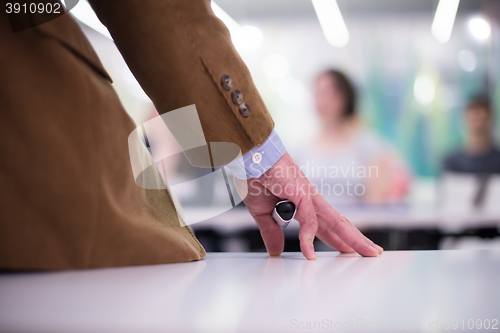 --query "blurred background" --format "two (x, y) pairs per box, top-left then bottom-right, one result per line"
(72, 0), (500, 252)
